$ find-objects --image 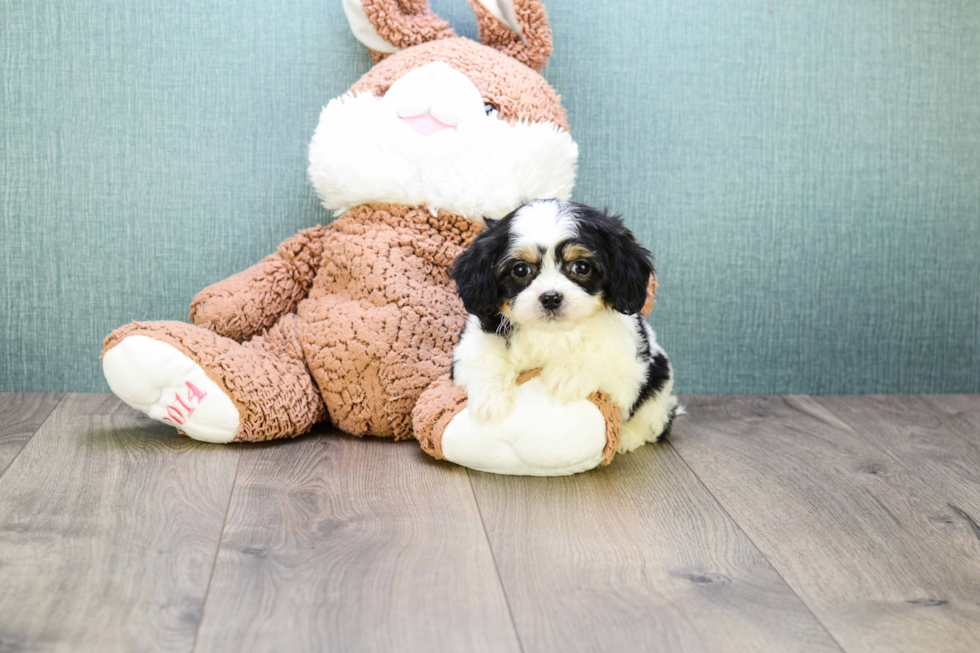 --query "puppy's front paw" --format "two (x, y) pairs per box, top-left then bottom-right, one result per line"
(540, 364), (599, 404)
(469, 384), (517, 424)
